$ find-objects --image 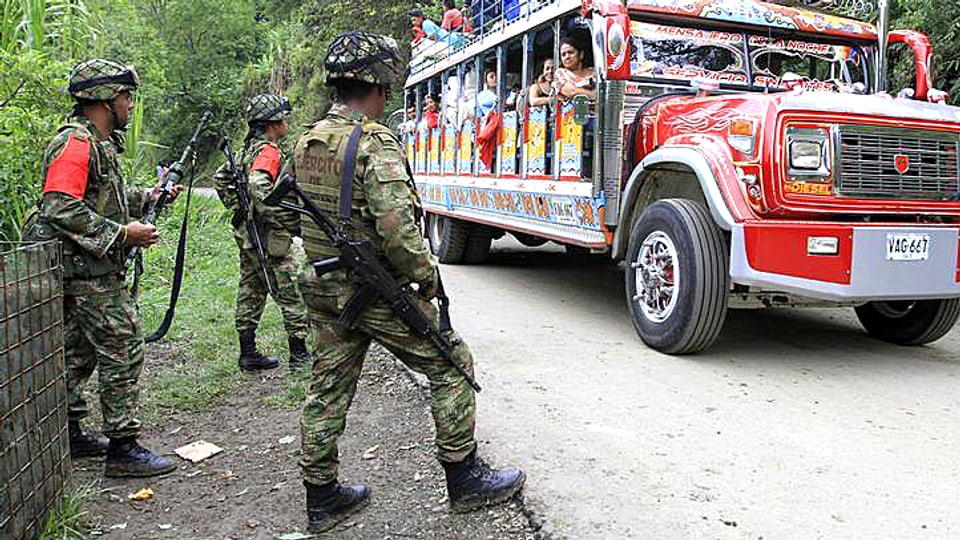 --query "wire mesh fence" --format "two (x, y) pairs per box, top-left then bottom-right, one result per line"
(1, 241), (70, 540)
